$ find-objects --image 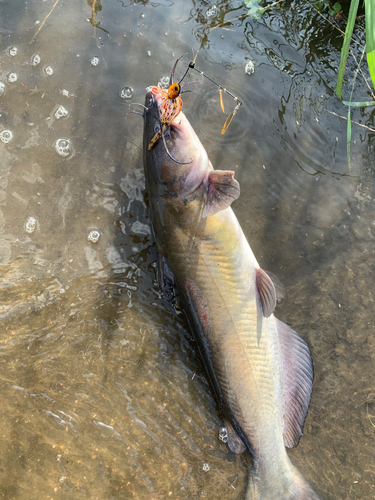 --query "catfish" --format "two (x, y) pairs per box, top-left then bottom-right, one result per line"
(142, 87), (321, 500)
